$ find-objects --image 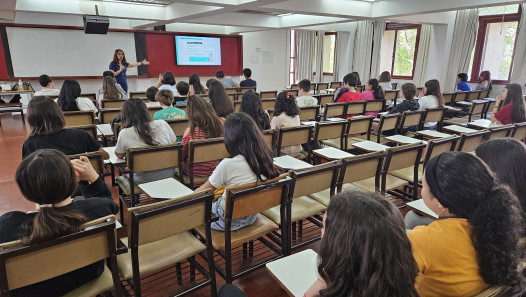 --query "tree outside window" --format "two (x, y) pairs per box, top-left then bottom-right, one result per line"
(379, 24), (421, 80)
